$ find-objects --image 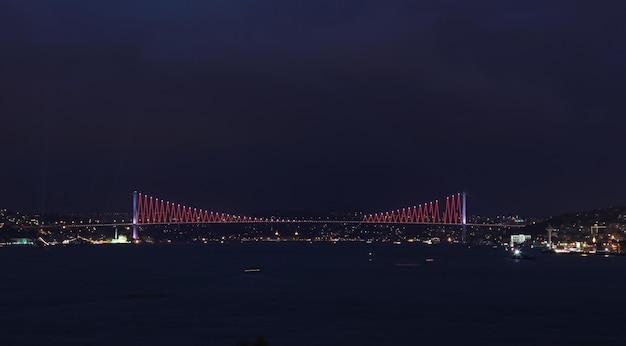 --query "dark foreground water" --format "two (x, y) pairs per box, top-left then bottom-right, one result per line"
(1, 242), (625, 345)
